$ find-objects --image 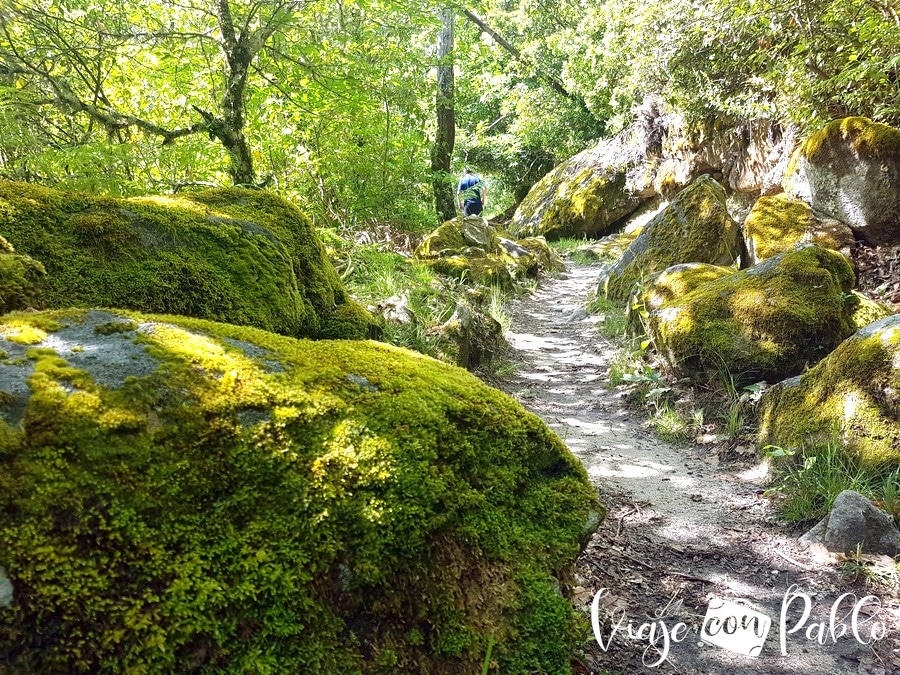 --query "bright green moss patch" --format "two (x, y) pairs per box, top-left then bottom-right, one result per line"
(800, 117), (900, 163)
(848, 292), (893, 331)
(0, 181), (373, 340)
(759, 314), (900, 467)
(743, 194), (853, 263)
(637, 263), (734, 312)
(646, 244), (862, 383)
(0, 309), (600, 673)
